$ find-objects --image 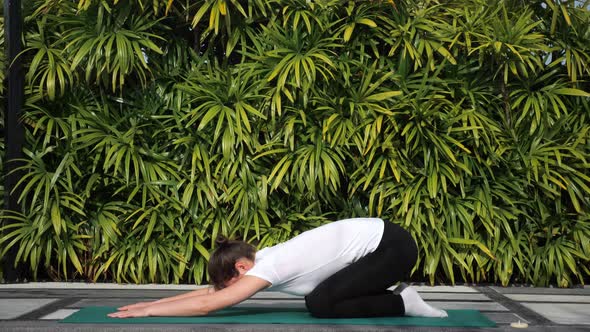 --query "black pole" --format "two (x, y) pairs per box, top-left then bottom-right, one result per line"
(2, 0), (25, 282)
